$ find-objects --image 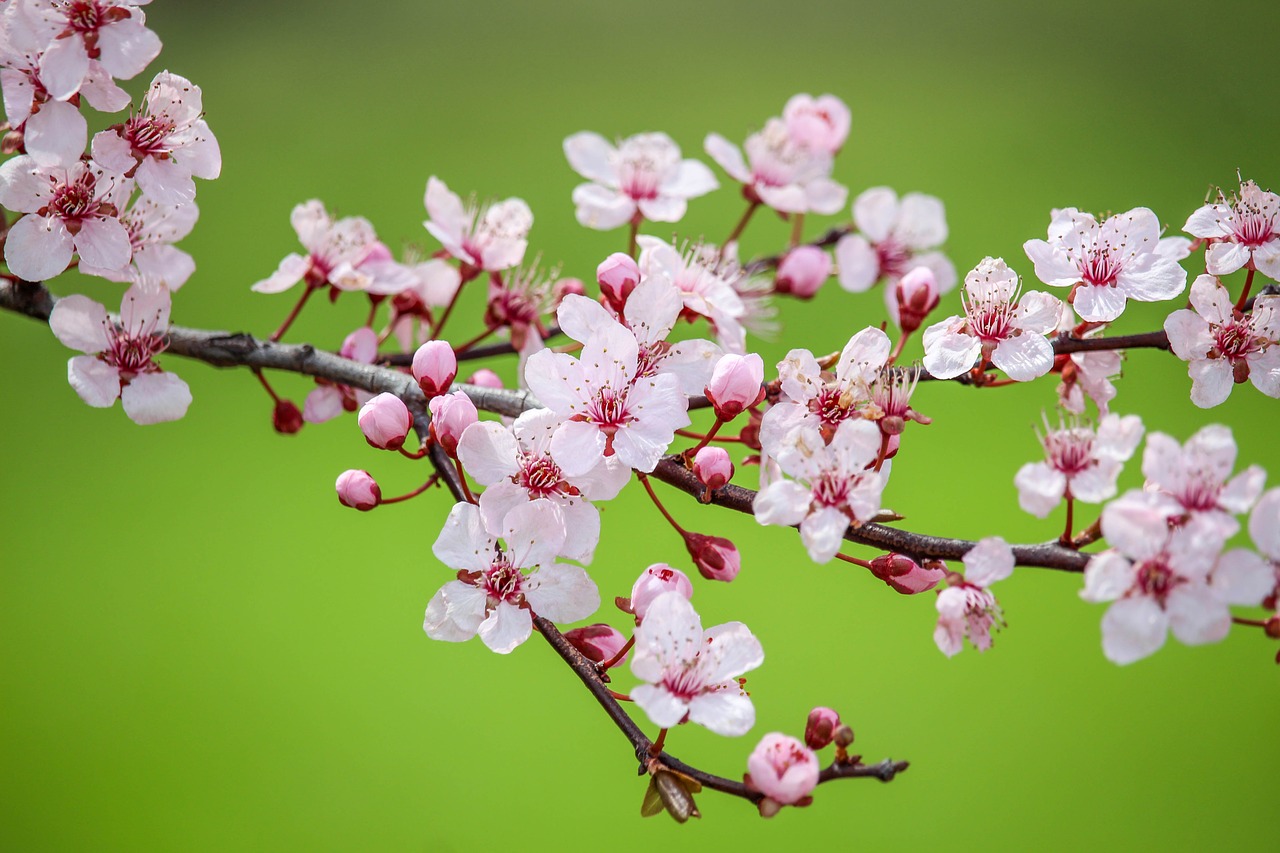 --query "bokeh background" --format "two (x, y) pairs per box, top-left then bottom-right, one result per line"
(2, 0), (1277, 849)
